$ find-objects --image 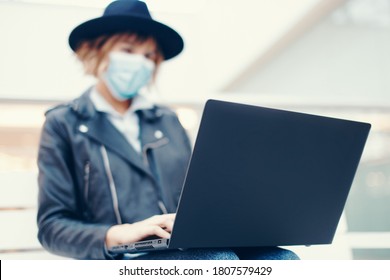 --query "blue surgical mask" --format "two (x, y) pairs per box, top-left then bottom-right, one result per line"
(103, 52), (155, 101)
